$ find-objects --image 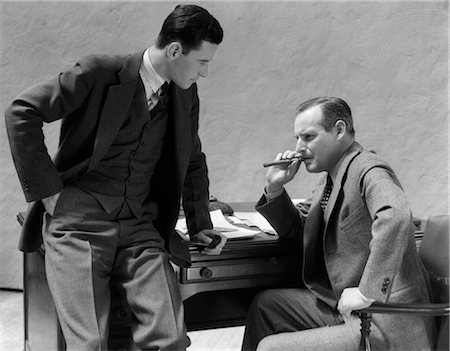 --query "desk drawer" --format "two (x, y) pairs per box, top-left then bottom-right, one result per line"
(181, 256), (297, 283)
